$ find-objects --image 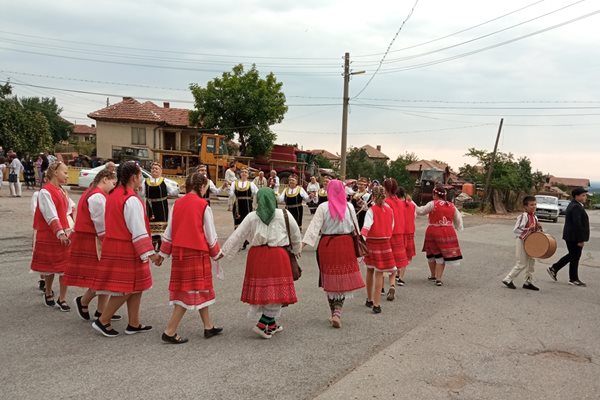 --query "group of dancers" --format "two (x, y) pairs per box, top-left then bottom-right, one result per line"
(29, 161), (464, 343)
